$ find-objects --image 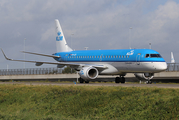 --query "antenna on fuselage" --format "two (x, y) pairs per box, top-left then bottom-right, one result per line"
(149, 43), (152, 49)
